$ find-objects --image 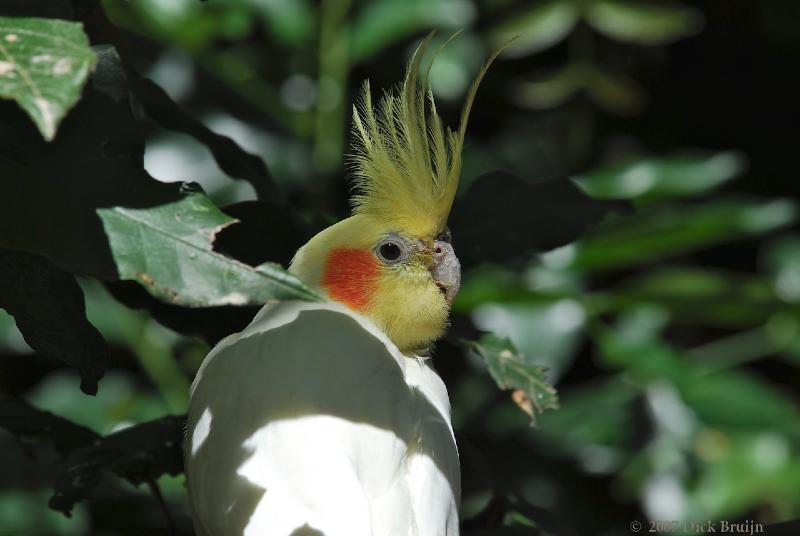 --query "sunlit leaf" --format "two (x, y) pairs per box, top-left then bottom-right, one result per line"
(98, 193), (324, 306)
(465, 334), (559, 424)
(0, 17), (96, 140)
(585, 0), (703, 45)
(487, 0), (578, 57)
